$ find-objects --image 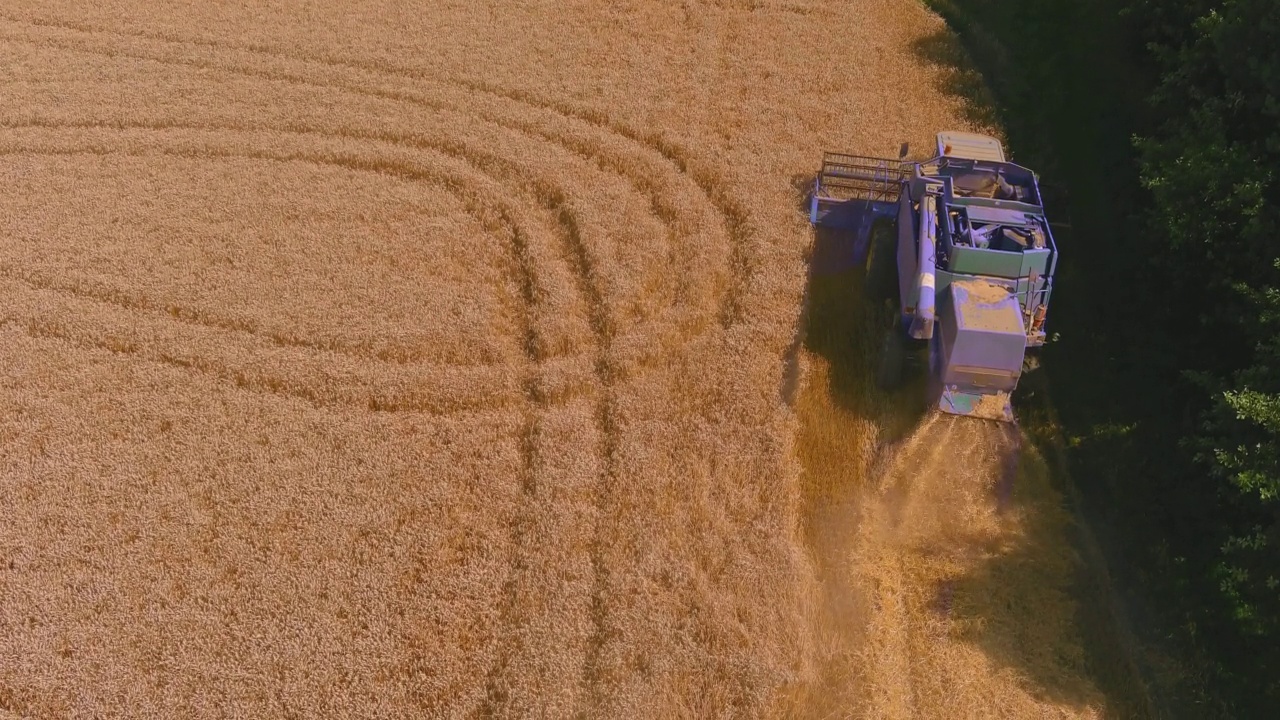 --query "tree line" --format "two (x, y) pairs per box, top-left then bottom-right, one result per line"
(926, 0), (1280, 714)
(1128, 0), (1280, 711)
